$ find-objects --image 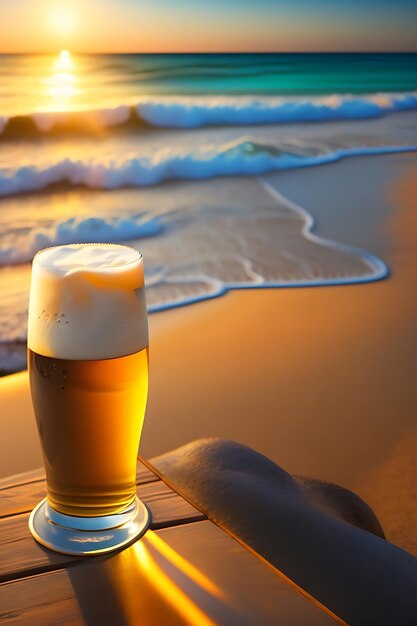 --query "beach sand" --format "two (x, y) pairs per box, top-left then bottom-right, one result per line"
(0, 152), (415, 554)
